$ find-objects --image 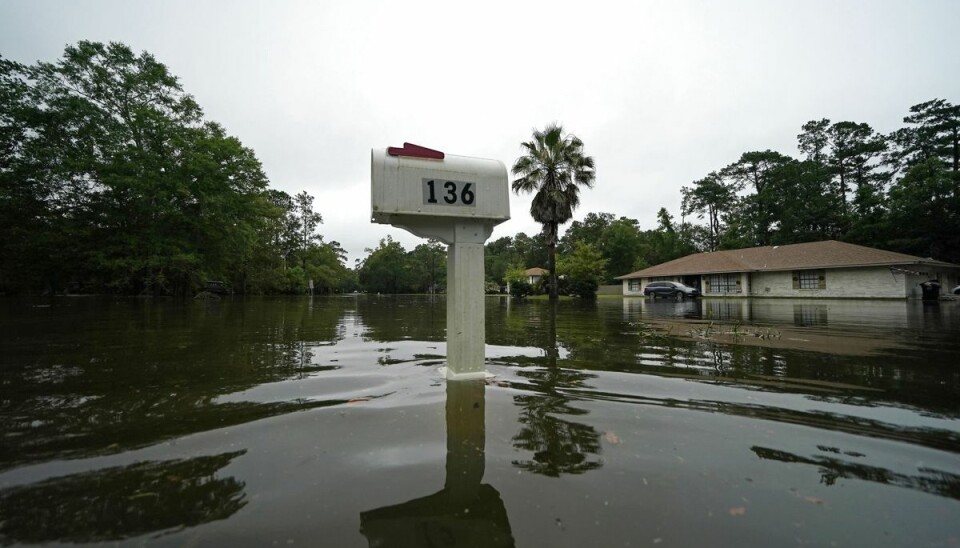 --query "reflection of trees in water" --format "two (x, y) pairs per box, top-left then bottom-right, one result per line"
(508, 301), (604, 477)
(1, 398), (344, 472)
(0, 297), (351, 469)
(0, 451), (246, 544)
(494, 298), (960, 452)
(677, 399), (960, 454)
(511, 392), (603, 477)
(697, 341), (960, 418)
(752, 446), (960, 500)
(353, 295), (445, 343)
